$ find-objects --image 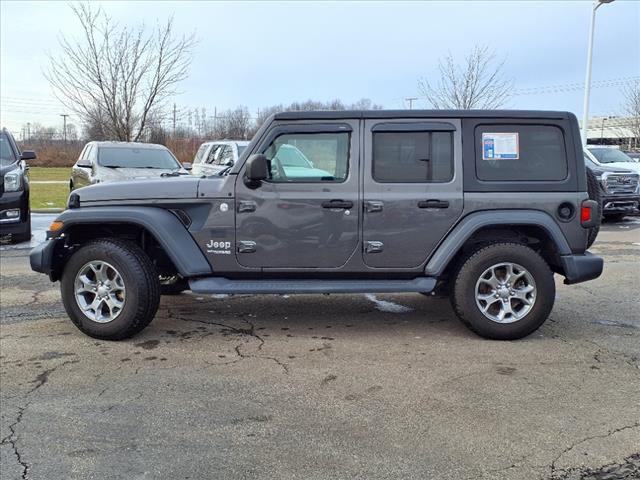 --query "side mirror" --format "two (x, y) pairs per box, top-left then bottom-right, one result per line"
(20, 150), (36, 161)
(182, 162), (192, 171)
(244, 154), (268, 188)
(77, 161), (92, 168)
(225, 159), (234, 167)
